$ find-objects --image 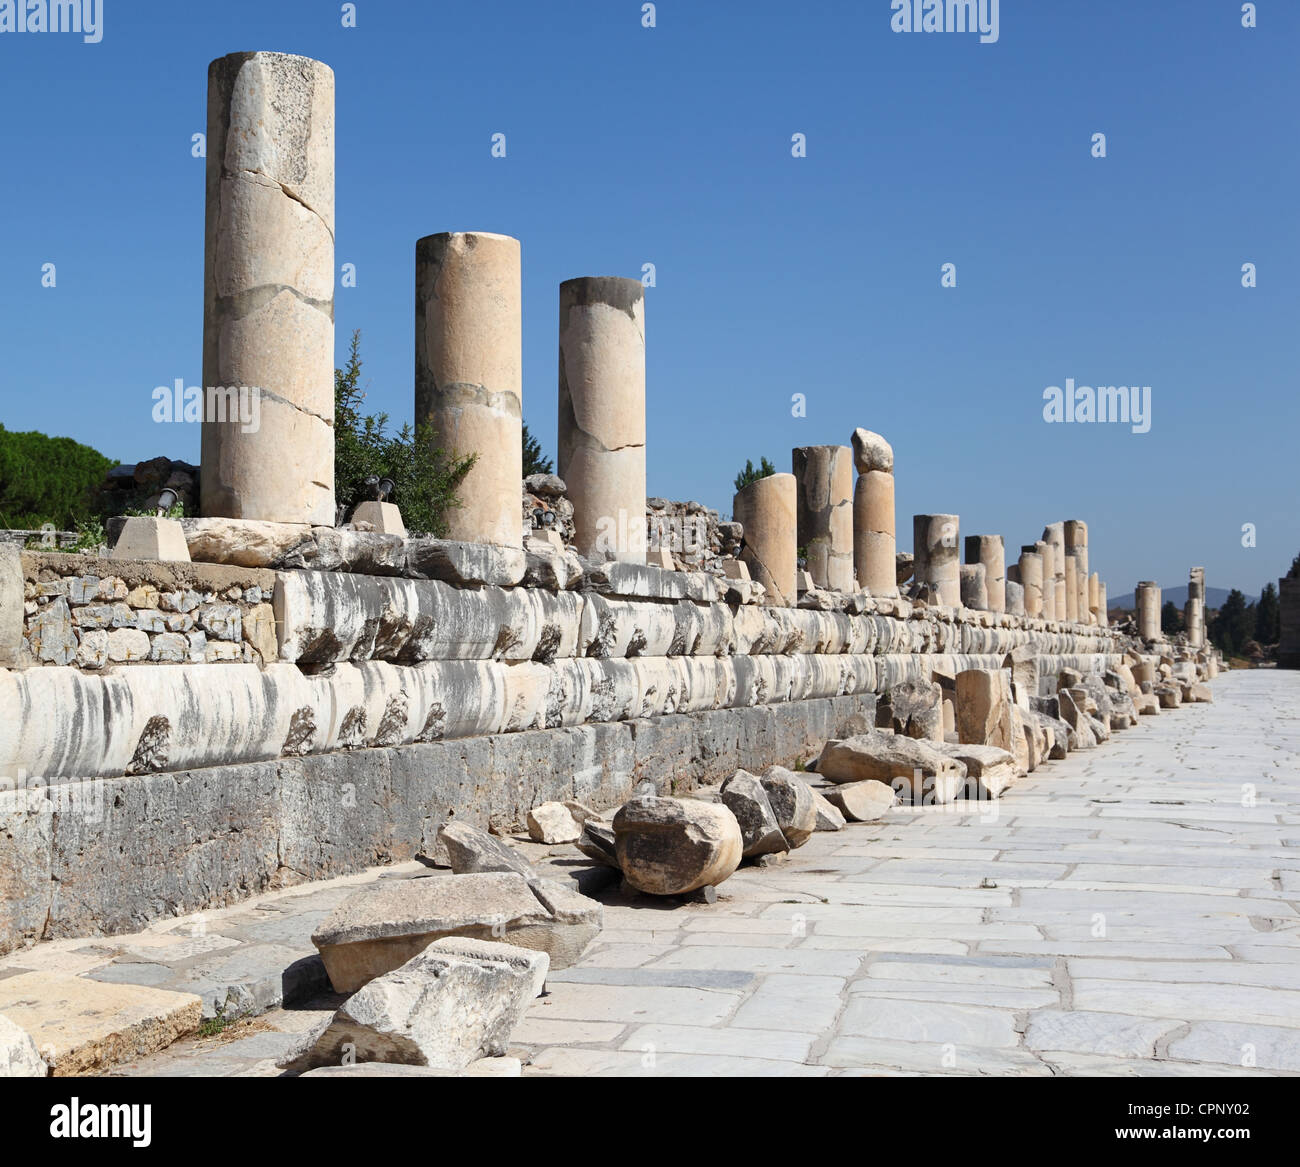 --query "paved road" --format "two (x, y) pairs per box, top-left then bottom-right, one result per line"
(97, 668), (1299, 1077)
(516, 669), (1300, 1076)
